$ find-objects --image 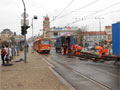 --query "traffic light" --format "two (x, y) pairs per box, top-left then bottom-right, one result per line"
(21, 26), (25, 35)
(21, 25), (30, 35)
(26, 26), (30, 29)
